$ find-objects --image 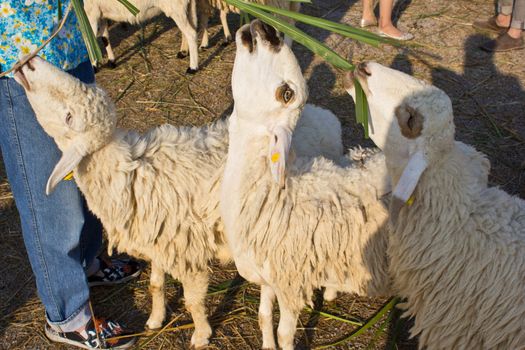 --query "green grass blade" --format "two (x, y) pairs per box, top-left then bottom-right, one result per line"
(355, 80), (369, 138)
(224, 0), (373, 138)
(58, 0), (62, 20)
(314, 298), (399, 349)
(224, 0), (354, 71)
(115, 0), (140, 16)
(71, 0), (102, 65)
